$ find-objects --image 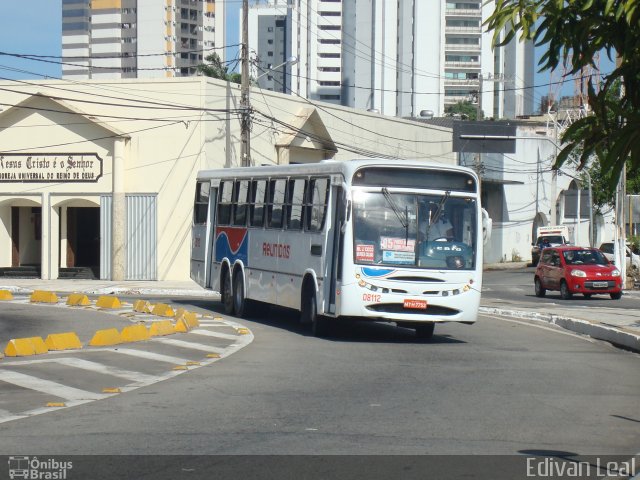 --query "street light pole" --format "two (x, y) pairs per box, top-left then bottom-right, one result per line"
(240, 0), (251, 167)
